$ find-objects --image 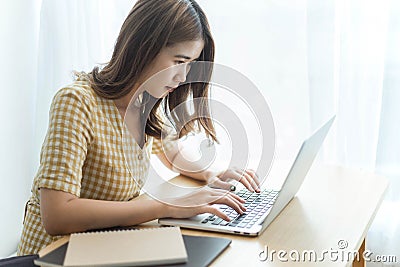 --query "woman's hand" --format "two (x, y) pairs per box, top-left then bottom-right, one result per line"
(208, 168), (260, 193)
(163, 187), (246, 221)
